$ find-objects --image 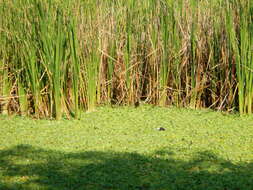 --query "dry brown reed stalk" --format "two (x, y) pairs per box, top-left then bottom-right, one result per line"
(0, 0), (252, 118)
